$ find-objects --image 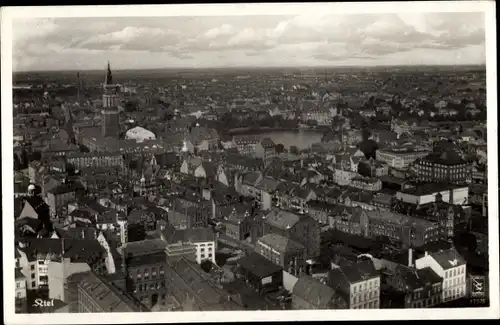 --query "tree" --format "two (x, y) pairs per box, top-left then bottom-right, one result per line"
(275, 143), (285, 154)
(290, 145), (299, 155)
